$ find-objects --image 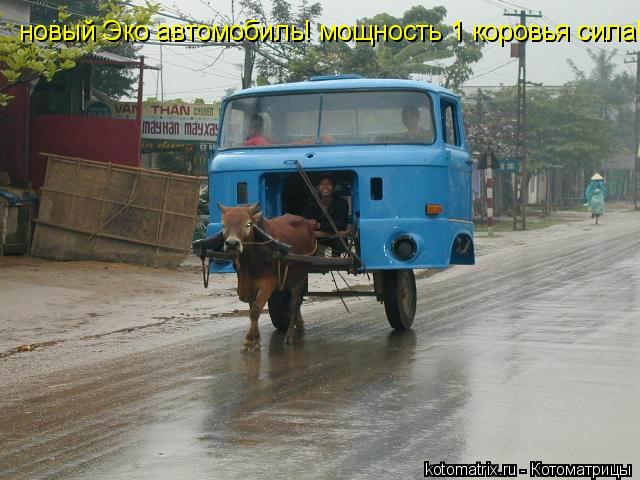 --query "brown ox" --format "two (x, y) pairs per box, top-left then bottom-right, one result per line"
(219, 203), (316, 351)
